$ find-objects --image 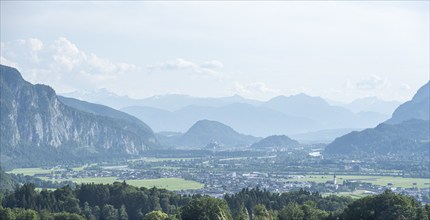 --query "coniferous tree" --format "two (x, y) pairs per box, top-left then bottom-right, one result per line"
(278, 203), (304, 220)
(118, 205), (128, 220)
(101, 204), (118, 220)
